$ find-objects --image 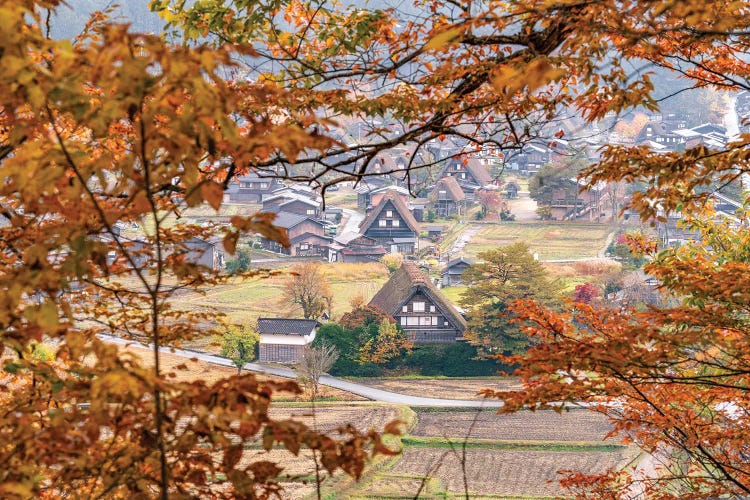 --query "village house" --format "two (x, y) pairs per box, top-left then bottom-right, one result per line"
(634, 121), (687, 151)
(546, 179), (606, 221)
(439, 157), (493, 197)
(504, 179), (520, 199)
(369, 262), (467, 343)
(184, 237), (224, 271)
(426, 225), (444, 241)
(357, 184), (410, 210)
(429, 176), (466, 217)
(440, 257), (473, 287)
(225, 173), (285, 203)
(506, 143), (549, 174)
(330, 233), (388, 263)
(260, 212), (331, 257)
(256, 318), (319, 363)
(261, 192), (321, 218)
(409, 198), (427, 222)
(359, 191), (421, 254)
